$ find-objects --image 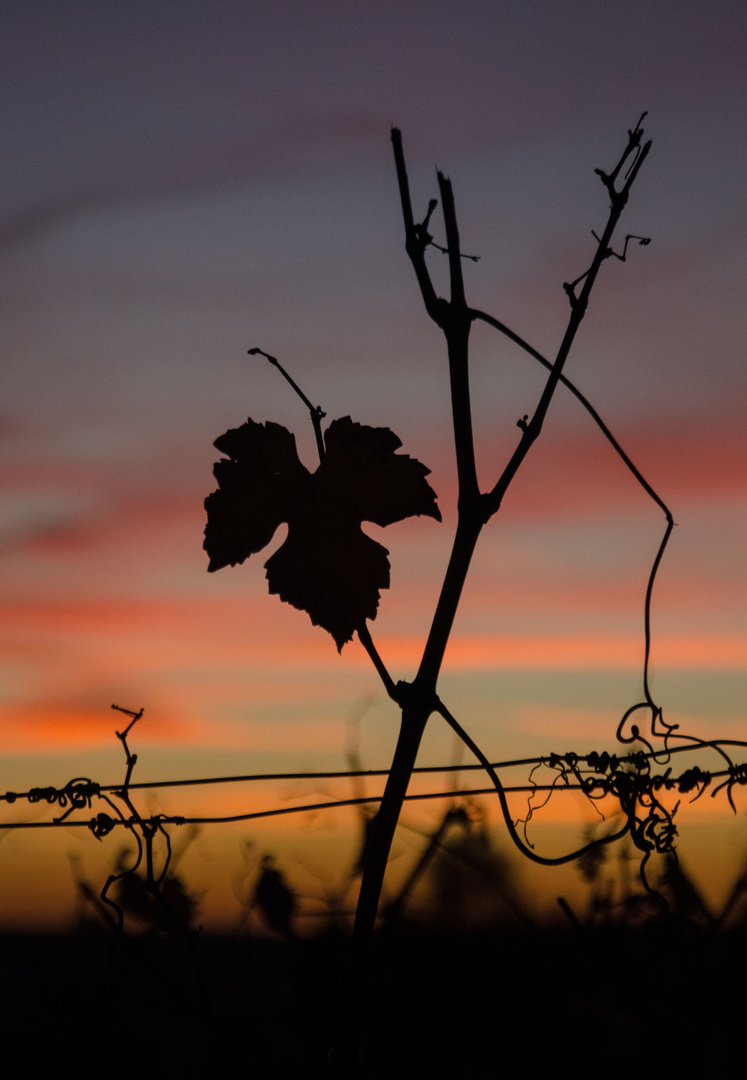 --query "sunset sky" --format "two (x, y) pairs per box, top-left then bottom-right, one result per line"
(1, 0), (746, 930)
